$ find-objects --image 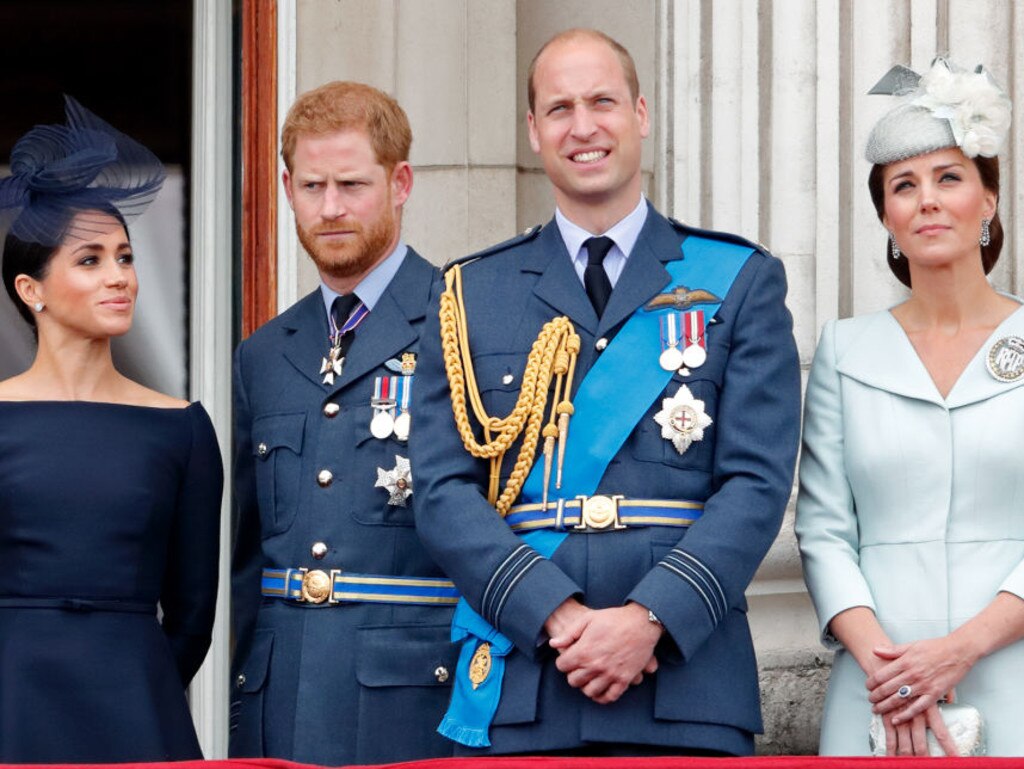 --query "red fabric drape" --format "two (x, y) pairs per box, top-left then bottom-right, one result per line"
(5, 757), (1023, 769)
